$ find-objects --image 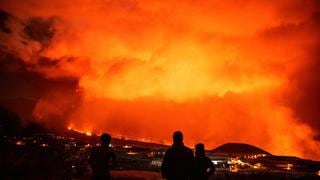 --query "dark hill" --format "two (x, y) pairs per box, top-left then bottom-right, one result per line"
(209, 143), (271, 155)
(0, 97), (36, 120)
